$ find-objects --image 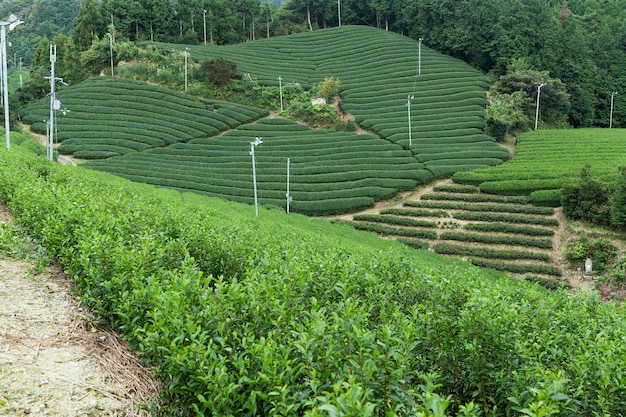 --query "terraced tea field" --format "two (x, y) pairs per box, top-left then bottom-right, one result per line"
(19, 26), (510, 214)
(157, 25), (509, 174)
(84, 117), (430, 215)
(348, 183), (562, 279)
(453, 128), (626, 203)
(19, 77), (268, 159)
